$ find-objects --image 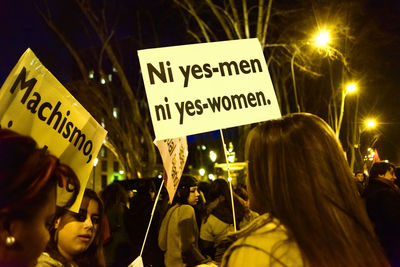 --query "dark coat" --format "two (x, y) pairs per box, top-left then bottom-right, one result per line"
(363, 178), (400, 266)
(124, 194), (165, 267)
